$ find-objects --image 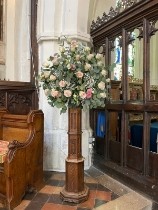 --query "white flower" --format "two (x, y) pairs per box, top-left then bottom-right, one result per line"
(98, 81), (105, 90)
(96, 53), (102, 60)
(106, 78), (110, 83)
(38, 37), (109, 114)
(85, 63), (91, 71)
(59, 46), (65, 53)
(67, 64), (71, 69)
(85, 46), (90, 52)
(100, 92), (106, 98)
(97, 61), (103, 67)
(101, 69), (108, 76)
(87, 54), (94, 61)
(43, 71), (50, 78)
(76, 55), (80, 61)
